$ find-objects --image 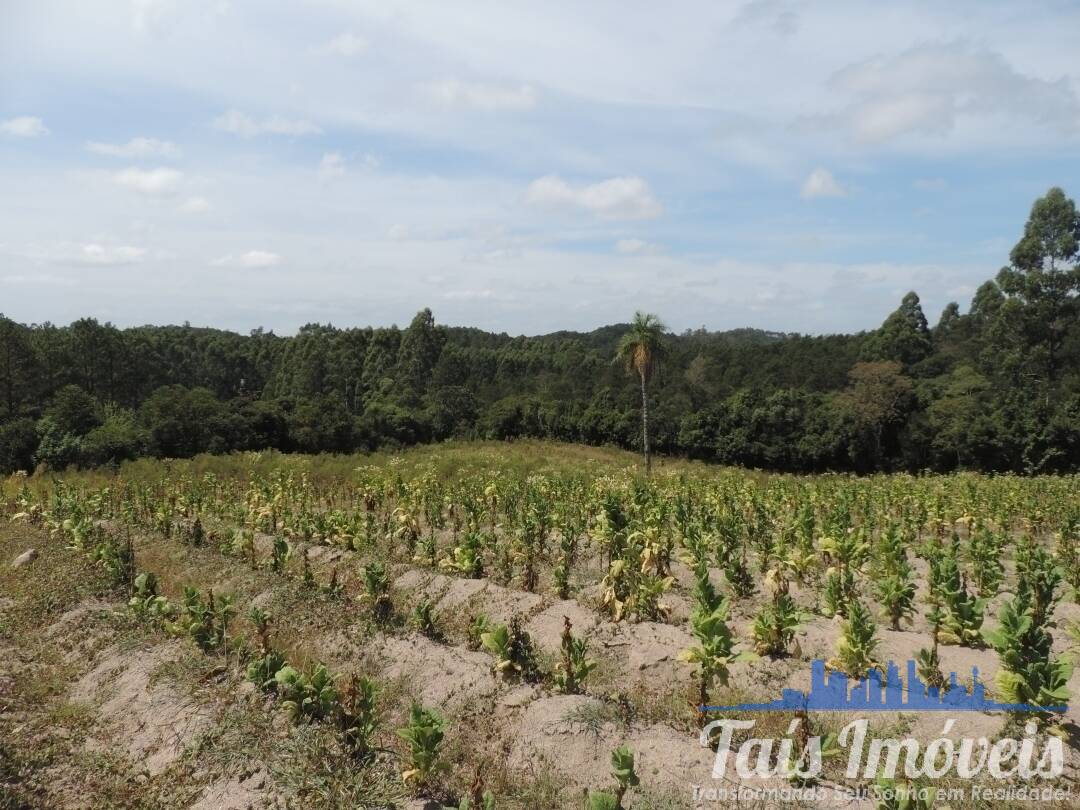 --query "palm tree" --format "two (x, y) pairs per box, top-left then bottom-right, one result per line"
(616, 312), (666, 474)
